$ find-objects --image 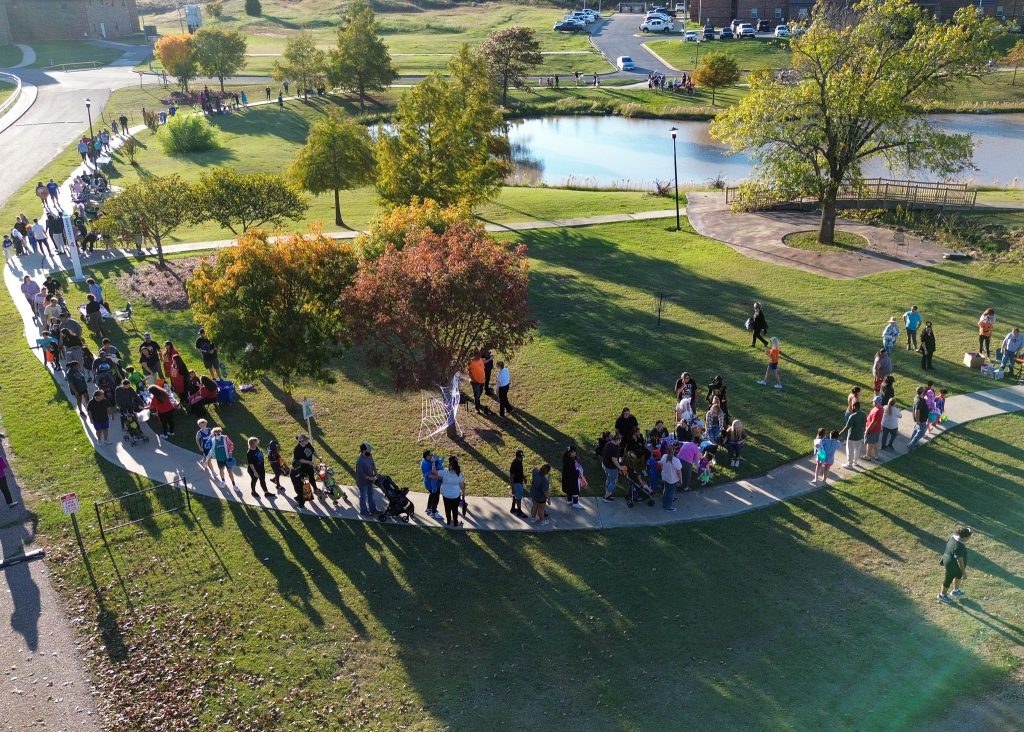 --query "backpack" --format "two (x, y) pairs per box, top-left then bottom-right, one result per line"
(301, 479), (314, 502)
